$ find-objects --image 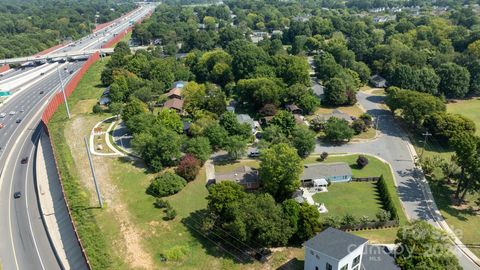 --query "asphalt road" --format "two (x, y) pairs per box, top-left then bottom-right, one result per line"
(315, 91), (480, 270)
(0, 4), (156, 270)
